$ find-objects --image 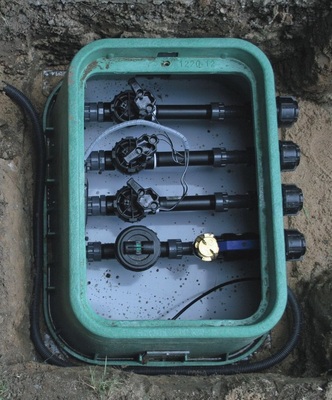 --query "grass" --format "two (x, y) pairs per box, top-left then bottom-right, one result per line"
(82, 361), (126, 400)
(302, 206), (310, 221)
(0, 378), (9, 400)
